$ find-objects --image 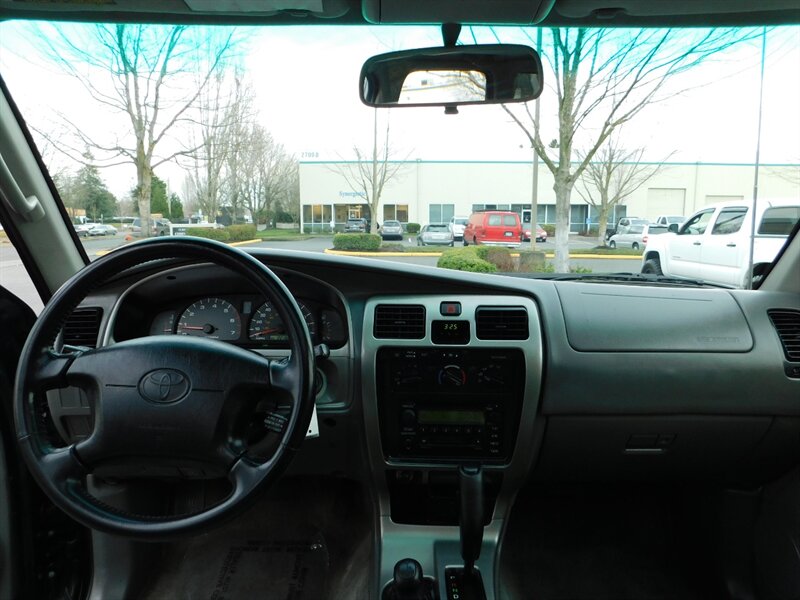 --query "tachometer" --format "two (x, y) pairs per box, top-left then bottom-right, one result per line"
(176, 297), (241, 341)
(248, 300), (316, 342)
